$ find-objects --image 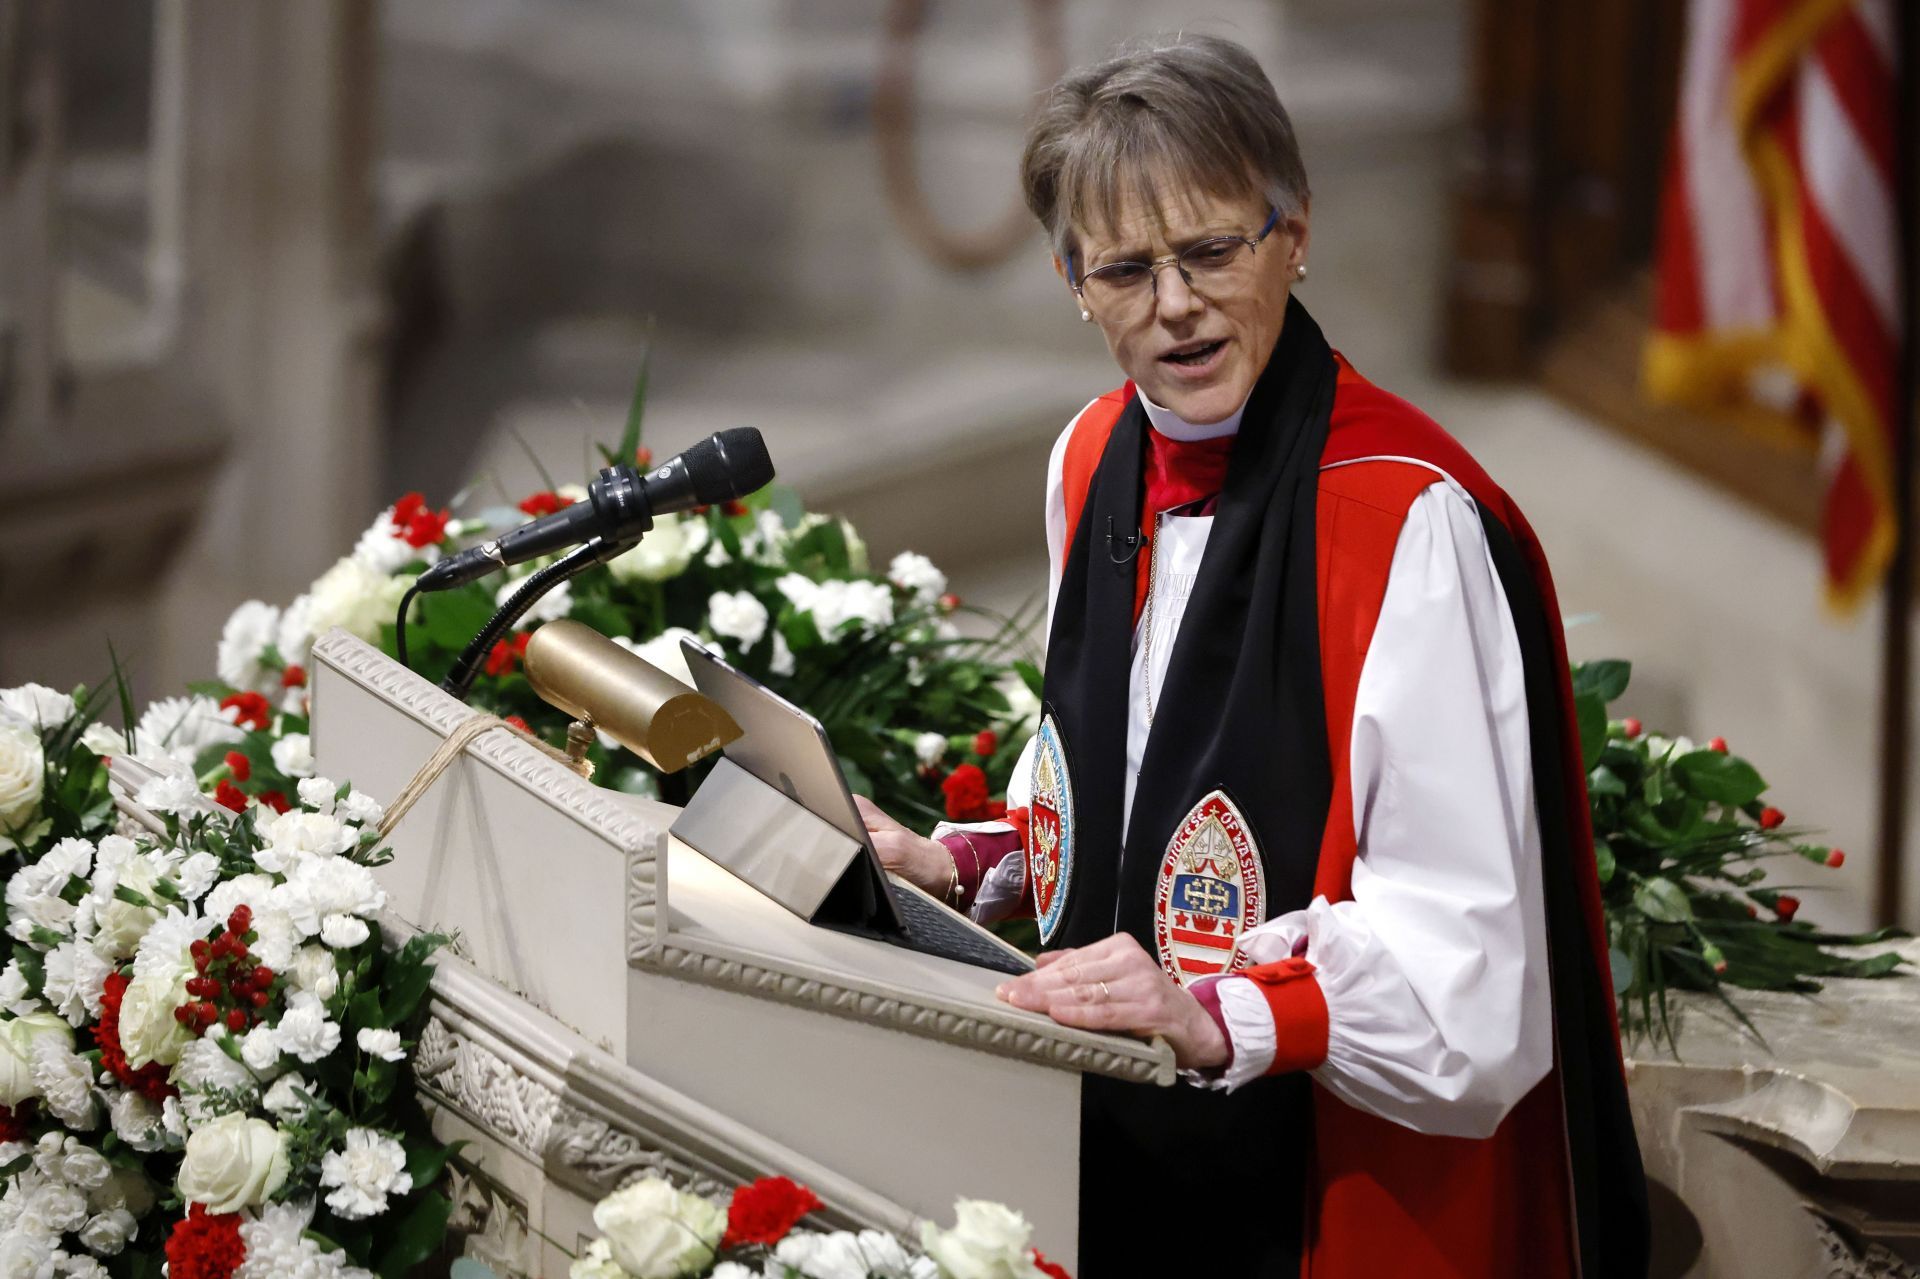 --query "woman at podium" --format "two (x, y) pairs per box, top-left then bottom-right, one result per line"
(855, 31), (1649, 1279)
